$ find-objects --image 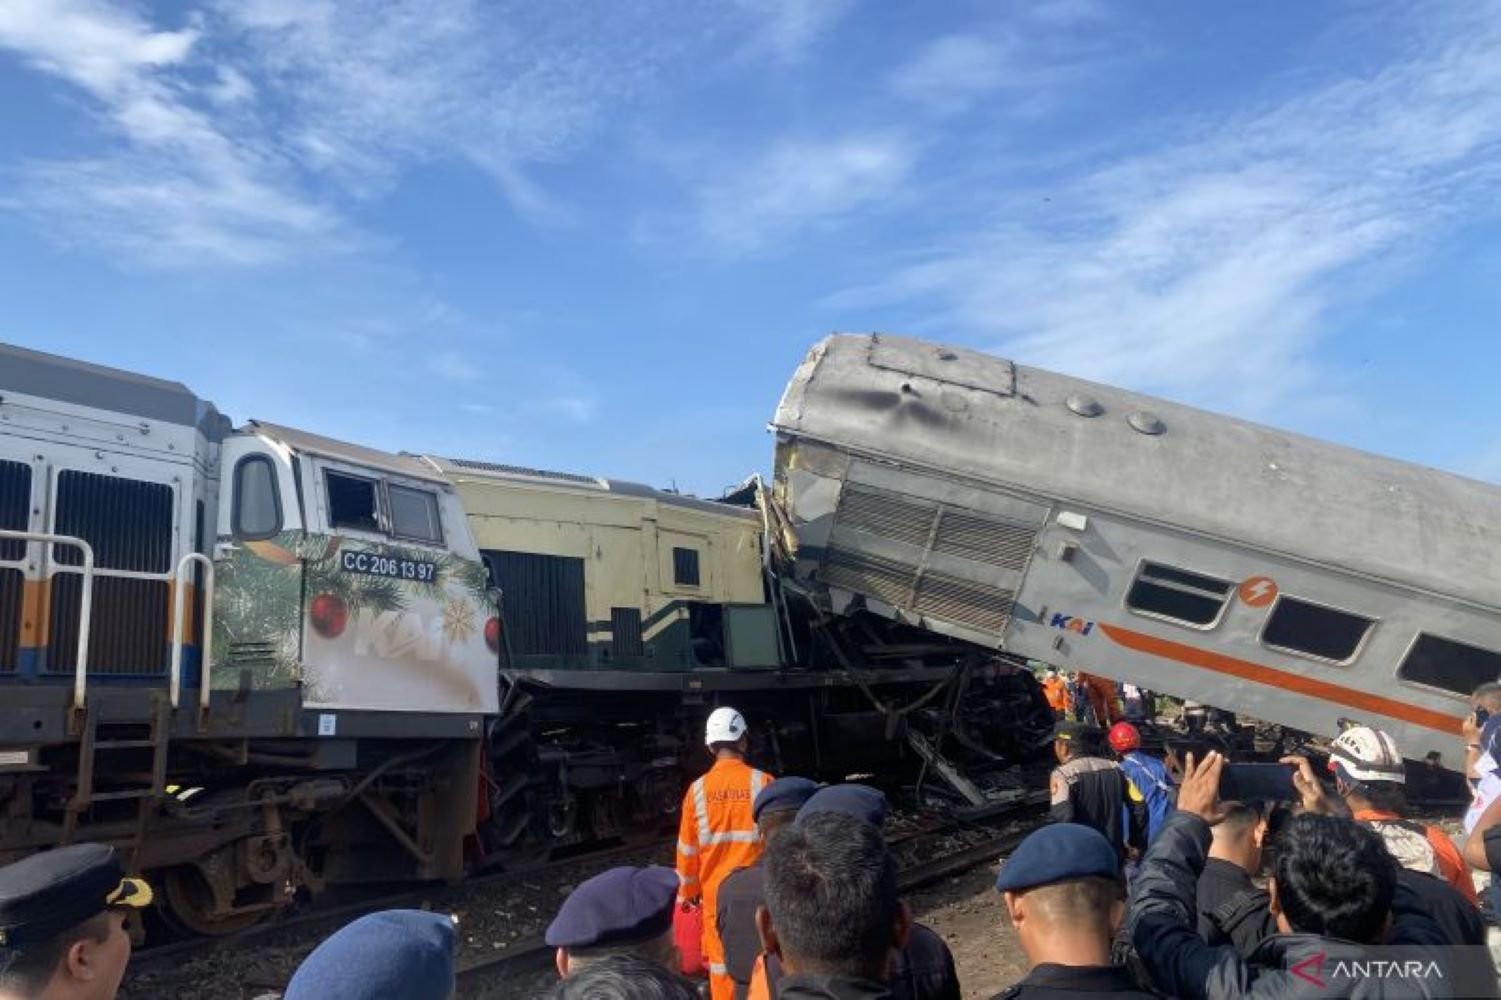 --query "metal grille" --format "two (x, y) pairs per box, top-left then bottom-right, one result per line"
(447, 458), (599, 487)
(53, 471), (172, 572)
(0, 460), (29, 562)
(914, 571), (1014, 635)
(835, 486), (935, 548)
(0, 569), (20, 672)
(932, 511), (1037, 570)
(48, 575), (169, 675)
(822, 549), (915, 608)
(484, 550), (587, 657)
(611, 607), (644, 658)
